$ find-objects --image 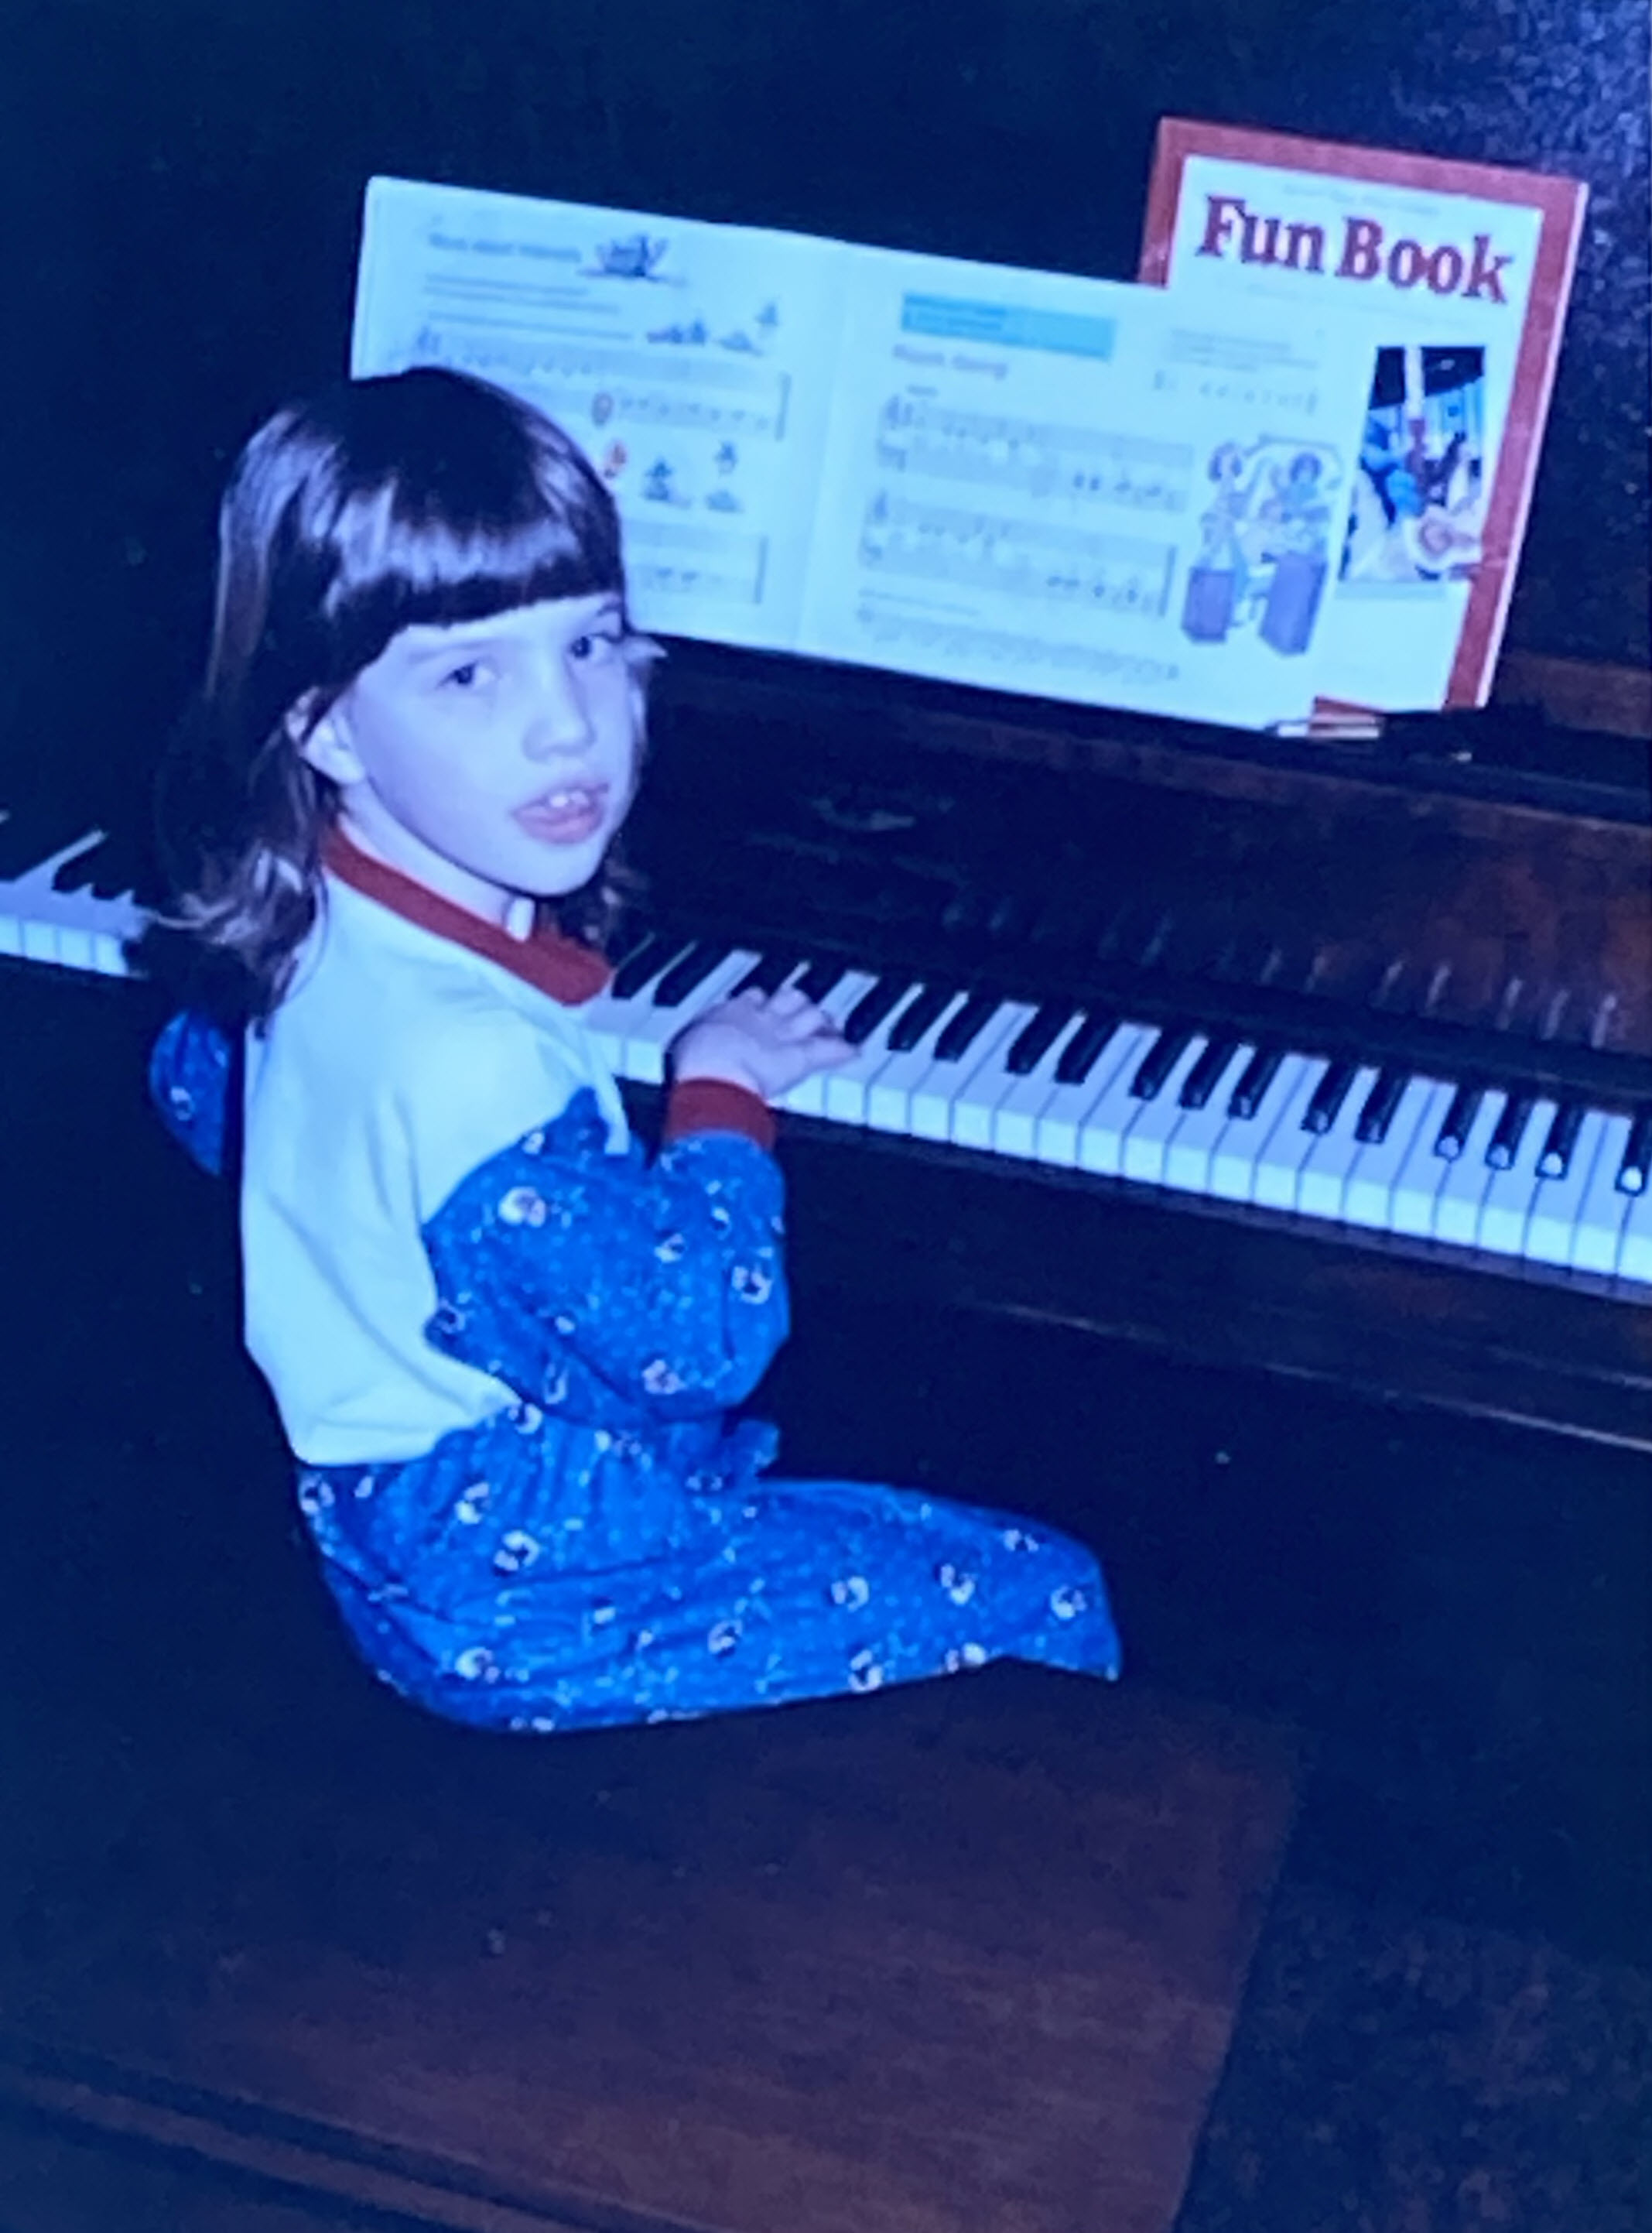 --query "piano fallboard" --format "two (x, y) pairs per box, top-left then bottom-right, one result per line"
(764, 1114), (1652, 1459)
